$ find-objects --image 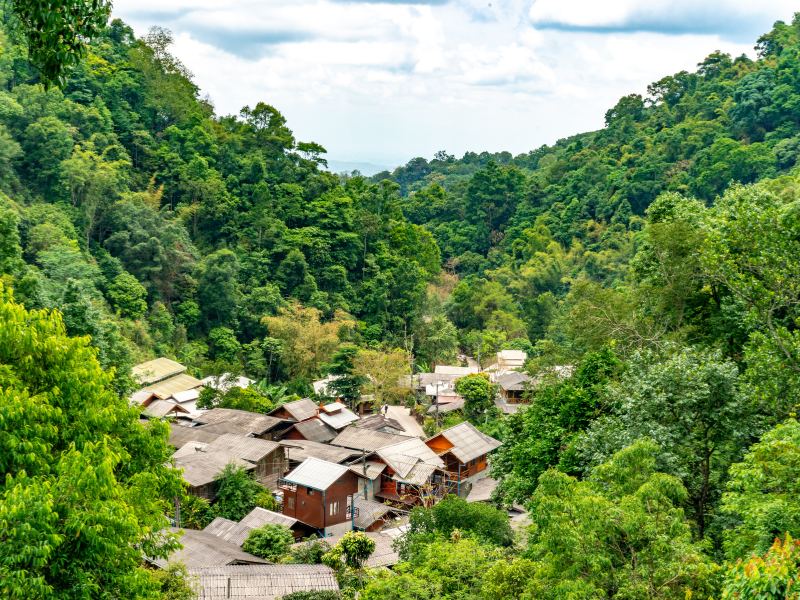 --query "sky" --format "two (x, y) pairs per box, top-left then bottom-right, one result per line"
(113, 0), (798, 169)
